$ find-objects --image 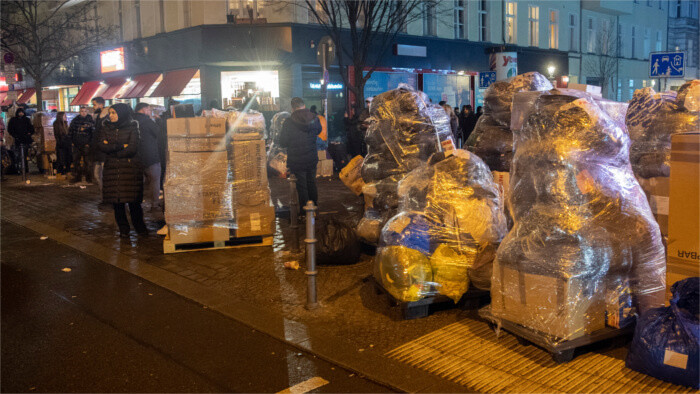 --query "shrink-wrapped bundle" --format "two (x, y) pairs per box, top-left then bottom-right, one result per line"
(491, 90), (667, 344)
(357, 84), (455, 243)
(466, 72), (552, 171)
(267, 111), (290, 176)
(374, 150), (507, 302)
